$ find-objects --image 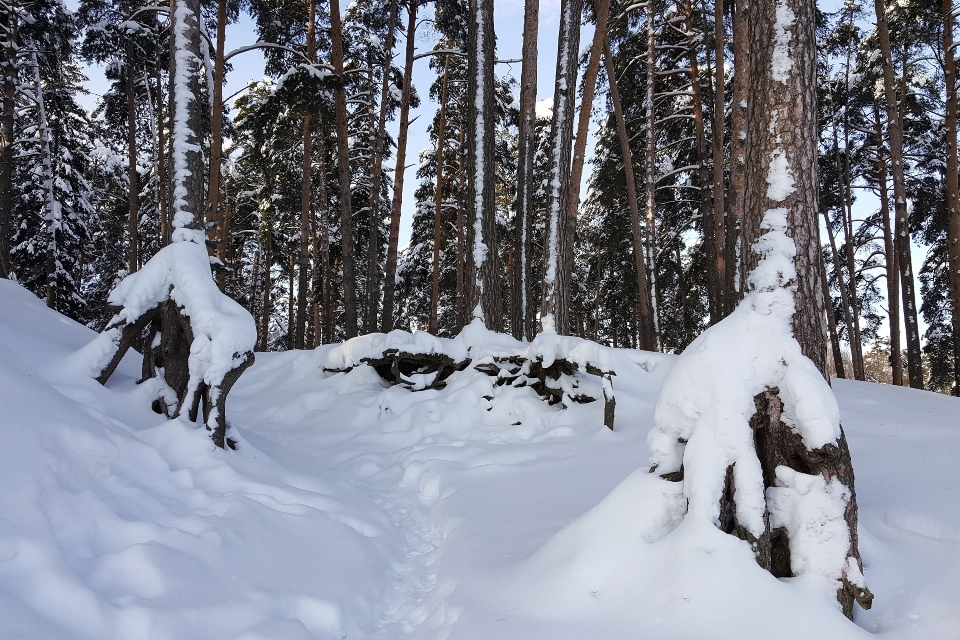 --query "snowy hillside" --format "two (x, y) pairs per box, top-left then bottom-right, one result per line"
(0, 278), (957, 640)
